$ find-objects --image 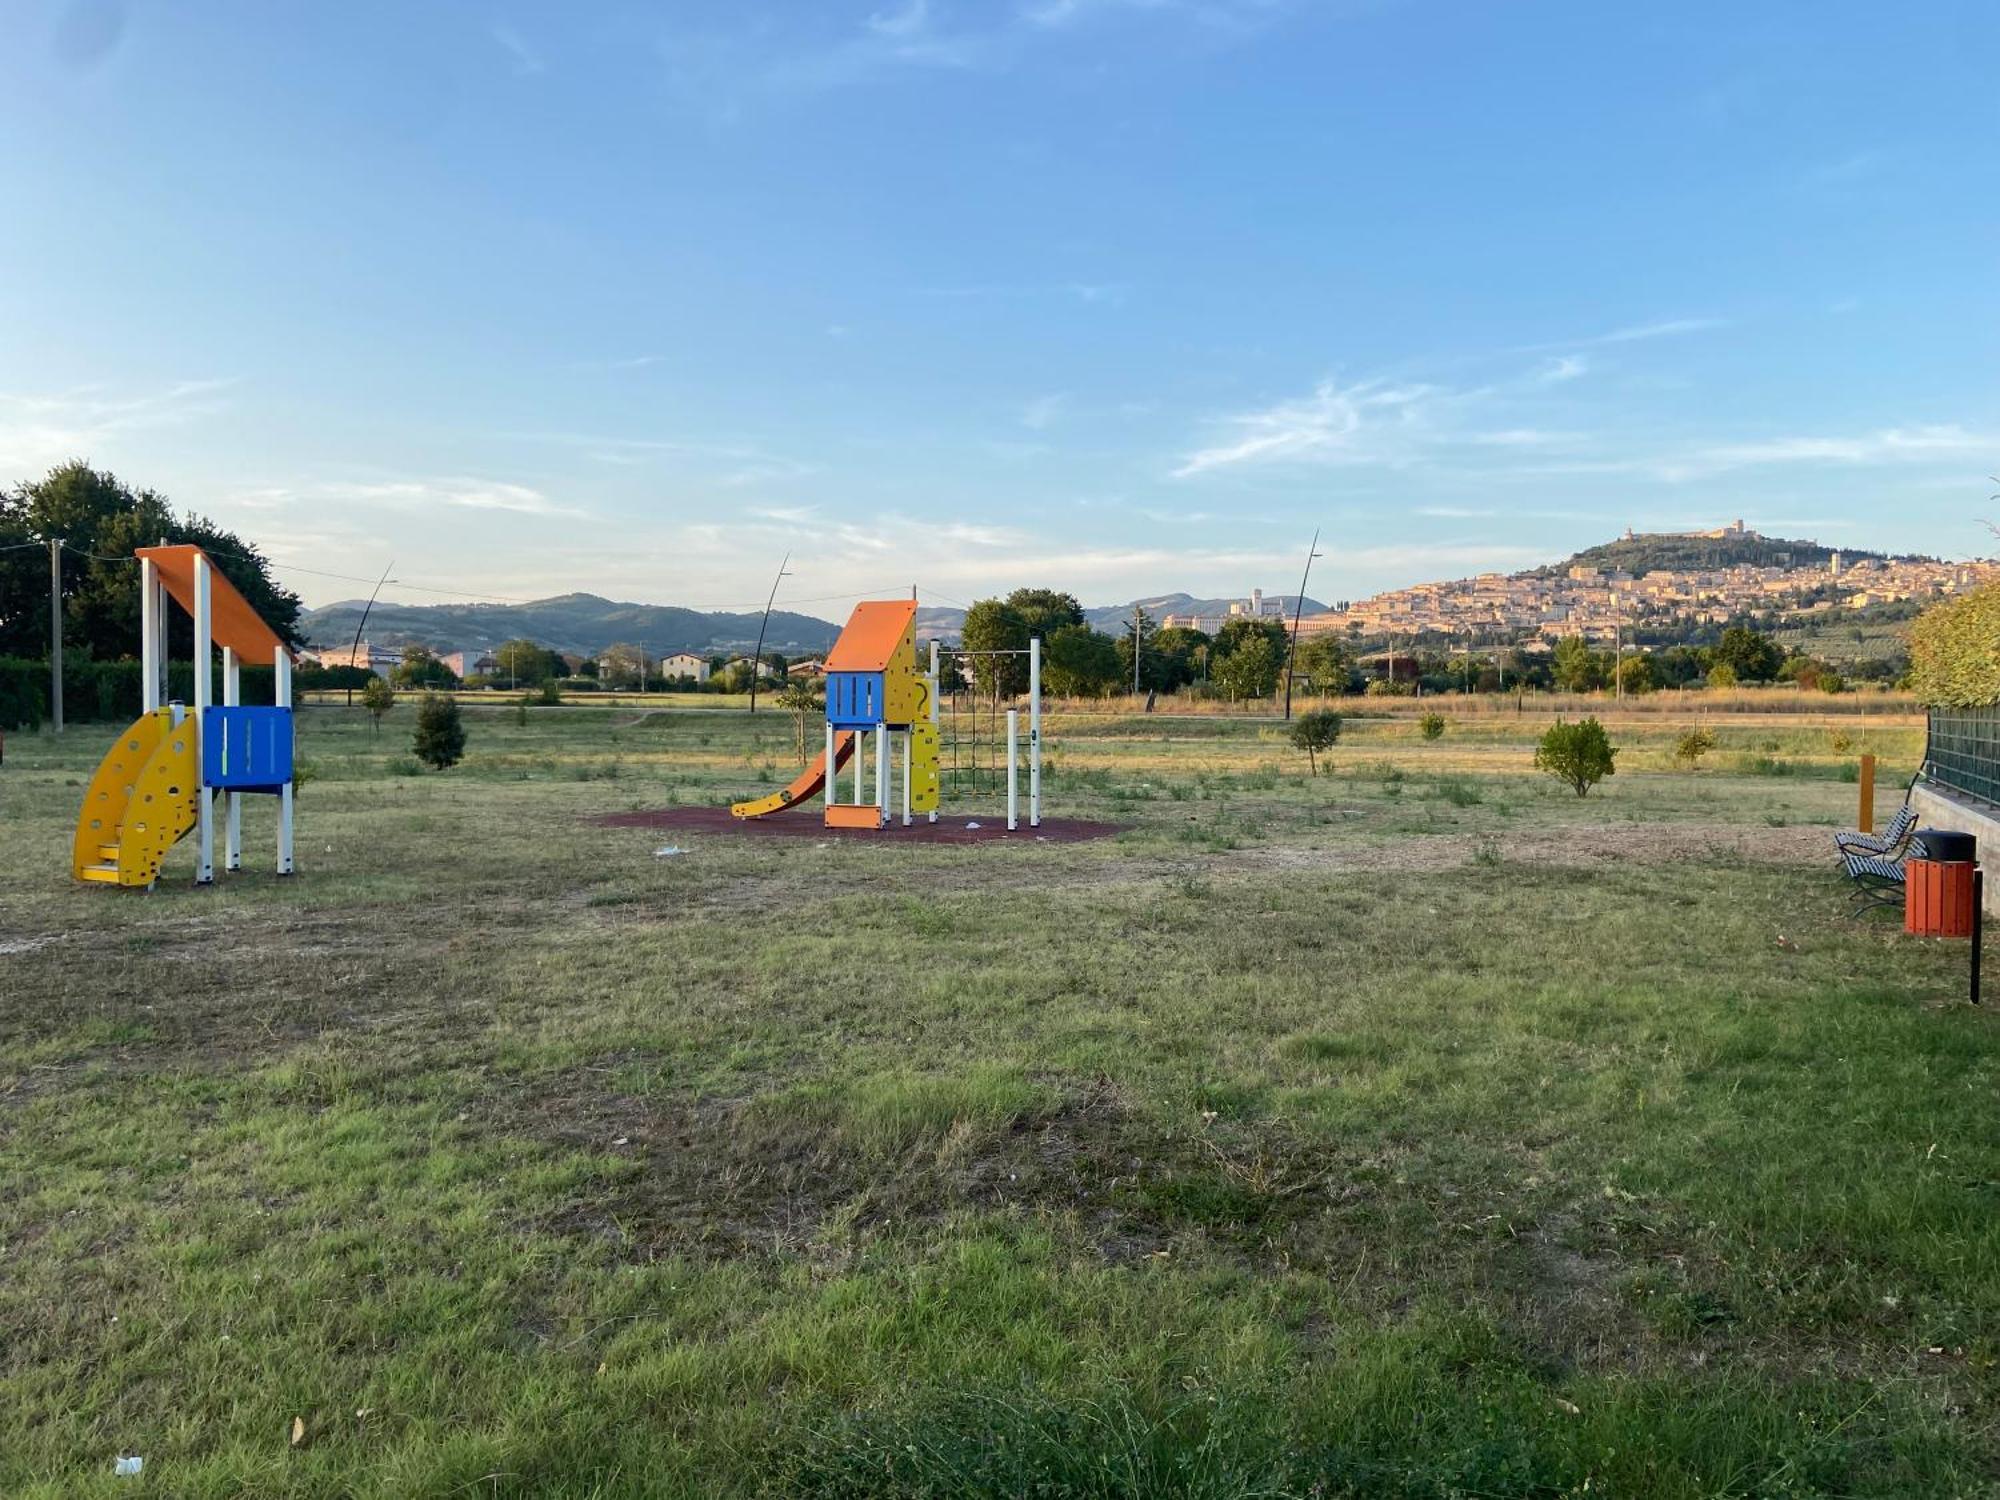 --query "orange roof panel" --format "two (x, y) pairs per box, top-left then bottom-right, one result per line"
(824, 599), (917, 673)
(137, 545), (291, 663)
